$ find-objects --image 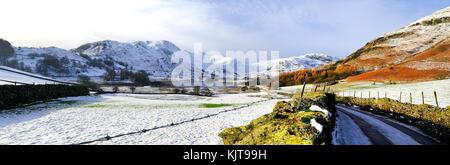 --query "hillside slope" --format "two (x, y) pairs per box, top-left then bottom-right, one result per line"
(341, 6), (449, 72)
(347, 38), (450, 82)
(73, 40), (180, 79)
(278, 6), (450, 86)
(1, 40), (184, 82)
